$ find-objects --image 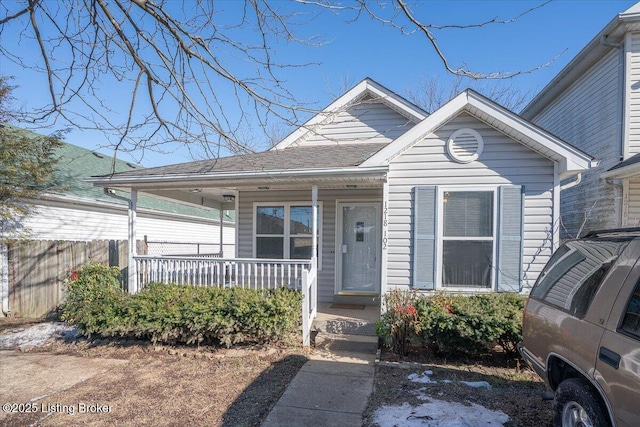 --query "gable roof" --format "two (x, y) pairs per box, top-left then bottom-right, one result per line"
(522, 2), (640, 119)
(272, 78), (428, 150)
(361, 89), (595, 180)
